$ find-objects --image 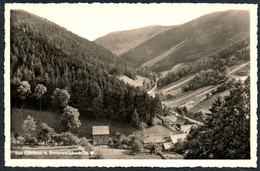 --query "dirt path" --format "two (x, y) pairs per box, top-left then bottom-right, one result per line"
(227, 62), (250, 76)
(161, 75), (195, 93)
(148, 77), (158, 94)
(166, 86), (214, 104)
